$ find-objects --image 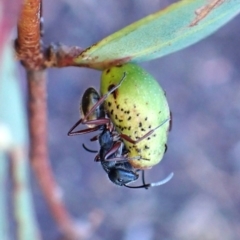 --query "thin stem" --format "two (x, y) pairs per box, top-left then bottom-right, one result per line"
(10, 147), (41, 240)
(16, 0), (43, 70)
(15, 0), (86, 237)
(27, 70), (81, 239)
(44, 44), (83, 68)
(16, 1), (102, 238)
